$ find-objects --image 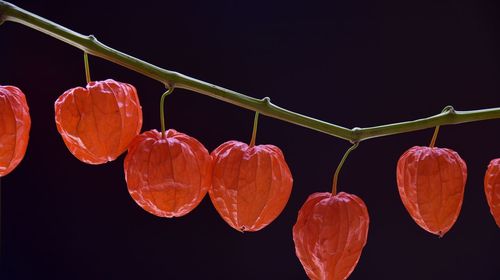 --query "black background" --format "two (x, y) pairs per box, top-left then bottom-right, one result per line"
(1, 0), (499, 279)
